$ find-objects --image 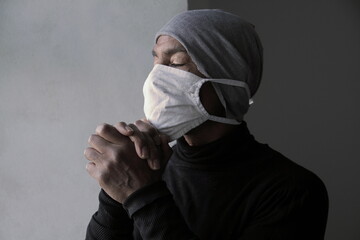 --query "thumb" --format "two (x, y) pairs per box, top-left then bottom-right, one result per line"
(146, 134), (172, 171)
